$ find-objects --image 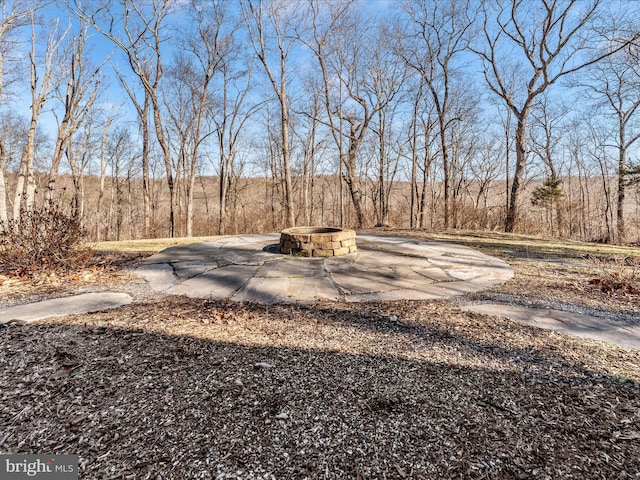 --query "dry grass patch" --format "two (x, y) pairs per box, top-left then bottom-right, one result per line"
(88, 236), (224, 254)
(383, 228), (640, 259)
